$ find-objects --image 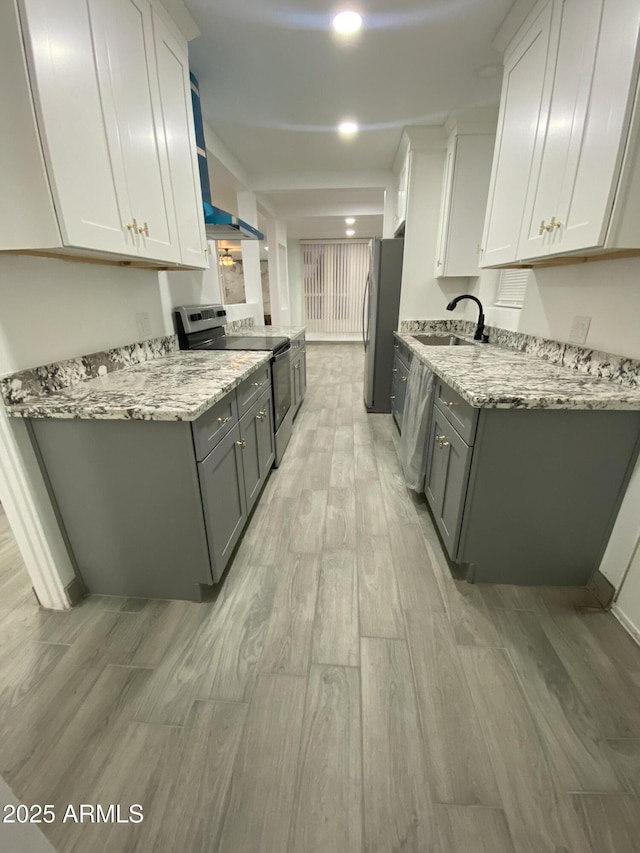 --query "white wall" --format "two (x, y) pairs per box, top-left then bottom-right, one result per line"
(287, 239), (305, 326)
(398, 148), (469, 322)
